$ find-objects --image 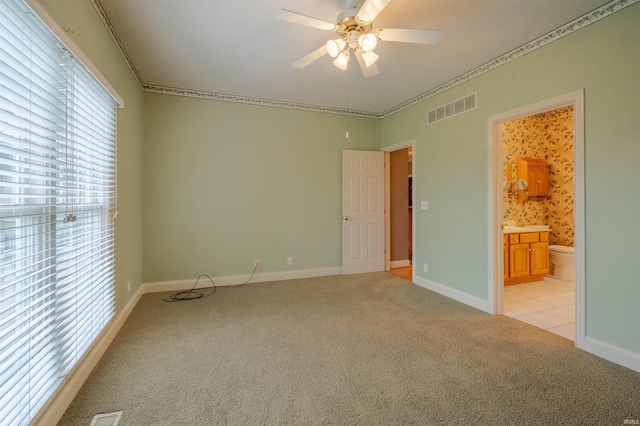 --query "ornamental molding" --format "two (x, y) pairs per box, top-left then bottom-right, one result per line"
(142, 85), (380, 118)
(90, 0), (143, 88)
(92, 0), (637, 119)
